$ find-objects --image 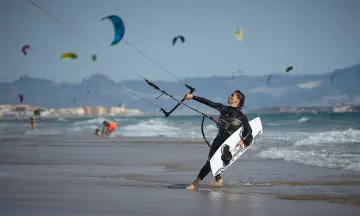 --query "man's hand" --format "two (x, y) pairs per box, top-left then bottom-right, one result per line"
(236, 139), (244, 149)
(184, 93), (193, 100)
